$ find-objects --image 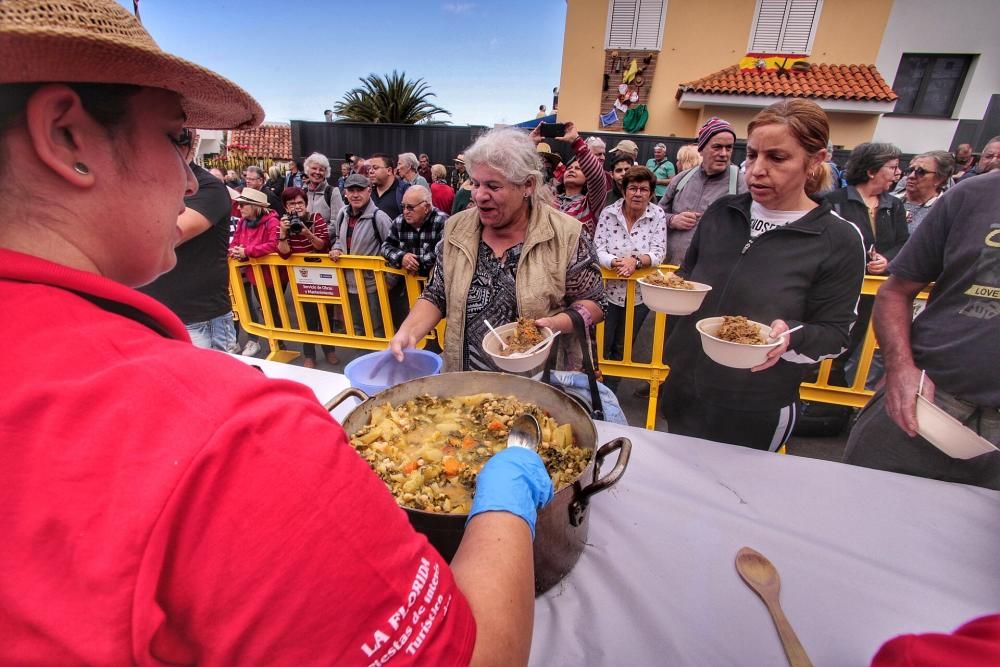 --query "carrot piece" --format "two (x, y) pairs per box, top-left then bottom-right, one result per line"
(442, 457), (461, 476)
(402, 460), (418, 474)
(461, 435), (476, 449)
(487, 420), (504, 431)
